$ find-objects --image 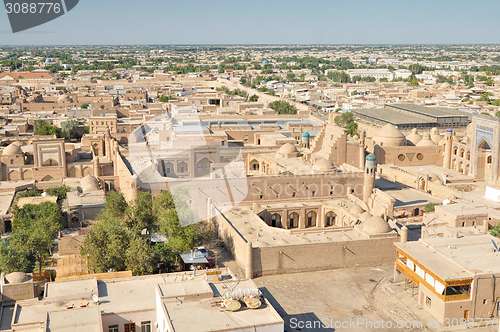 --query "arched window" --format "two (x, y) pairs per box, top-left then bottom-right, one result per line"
(271, 214), (281, 228)
(488, 156), (492, 164)
(289, 213), (299, 228)
(307, 211), (317, 227)
(250, 159), (260, 171)
(326, 212), (336, 226)
(198, 163), (203, 174)
(179, 162), (187, 173)
(165, 162), (173, 174)
(453, 146), (458, 155)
